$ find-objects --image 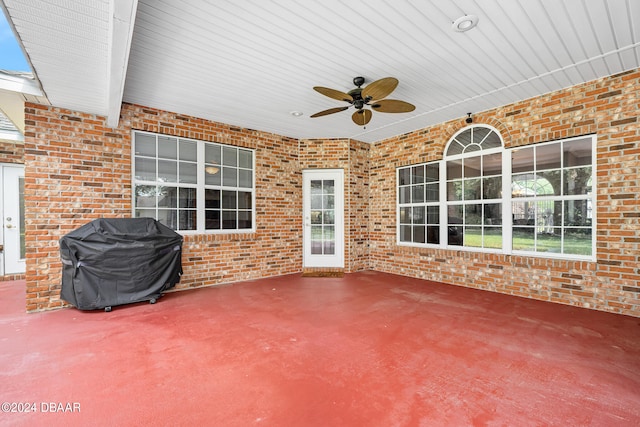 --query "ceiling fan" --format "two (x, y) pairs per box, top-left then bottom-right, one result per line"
(311, 76), (415, 126)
